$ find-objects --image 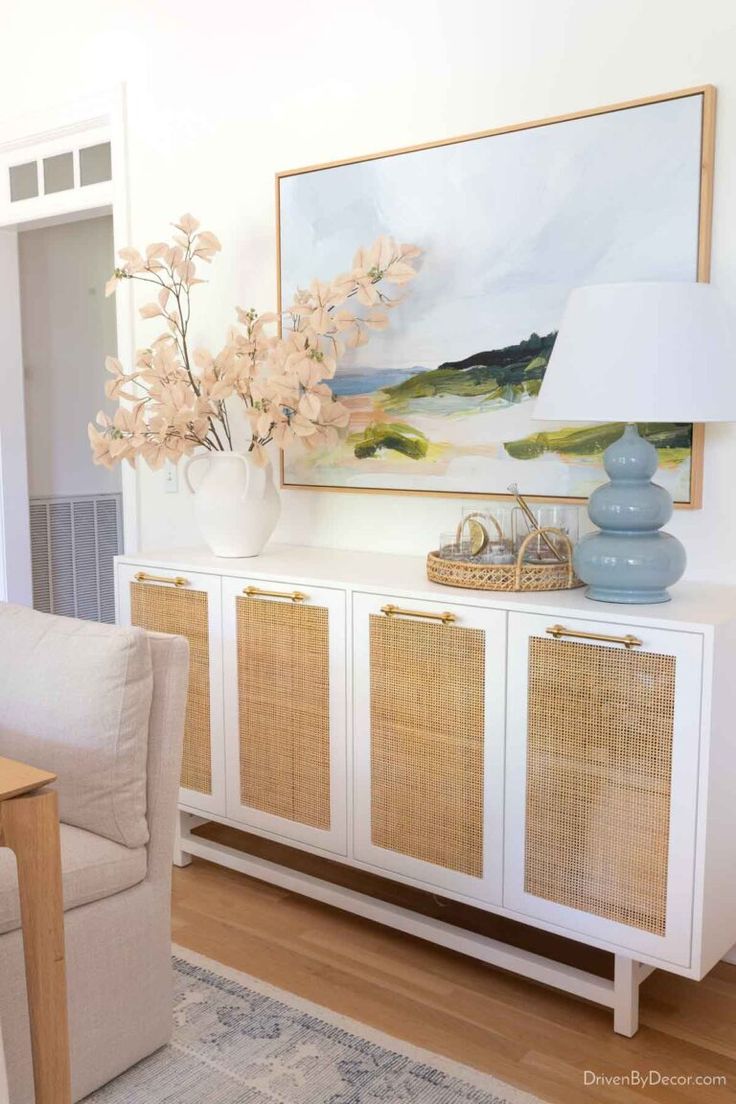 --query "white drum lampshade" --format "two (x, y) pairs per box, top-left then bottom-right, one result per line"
(533, 282), (736, 603)
(534, 281), (736, 424)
